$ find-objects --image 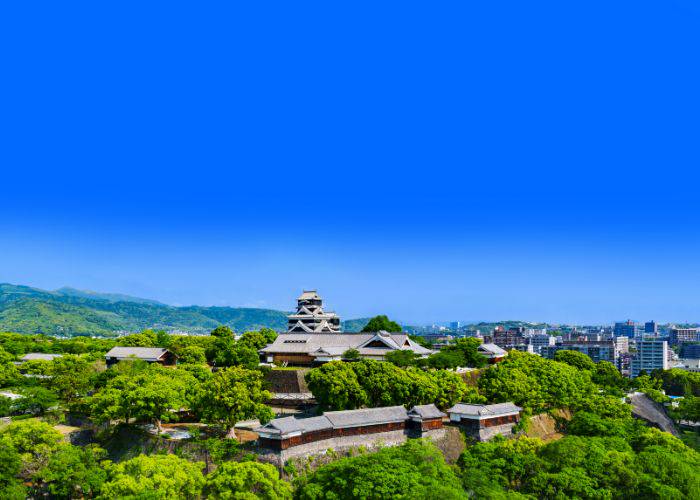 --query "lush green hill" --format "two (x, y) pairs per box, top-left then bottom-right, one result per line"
(0, 283), (289, 336)
(341, 317), (371, 332)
